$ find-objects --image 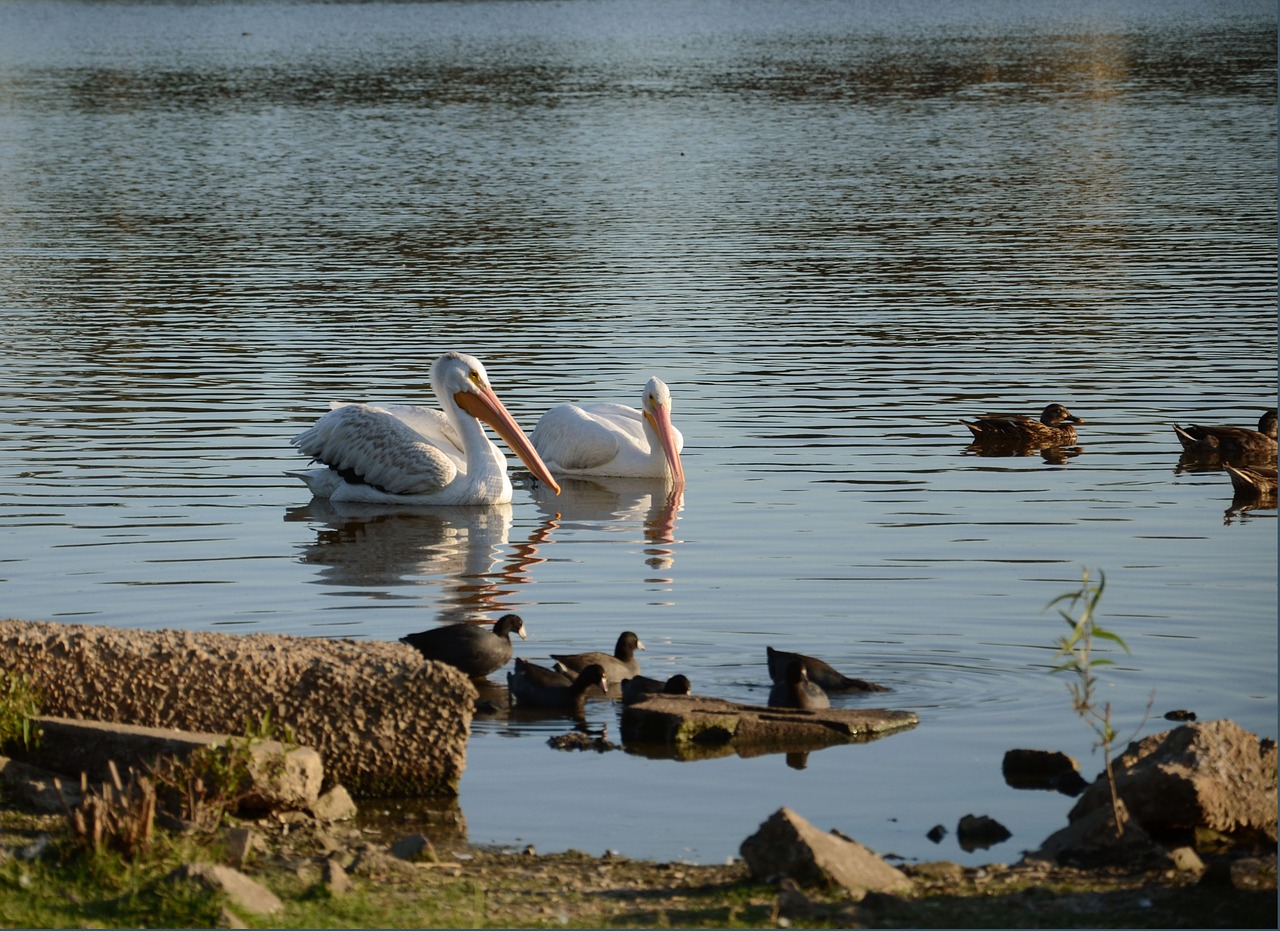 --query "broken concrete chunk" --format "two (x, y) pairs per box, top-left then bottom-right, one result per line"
(0, 619), (475, 797)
